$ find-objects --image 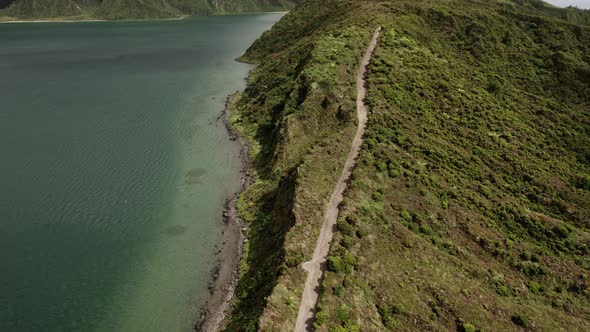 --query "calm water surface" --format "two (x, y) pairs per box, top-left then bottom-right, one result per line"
(0, 14), (281, 332)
